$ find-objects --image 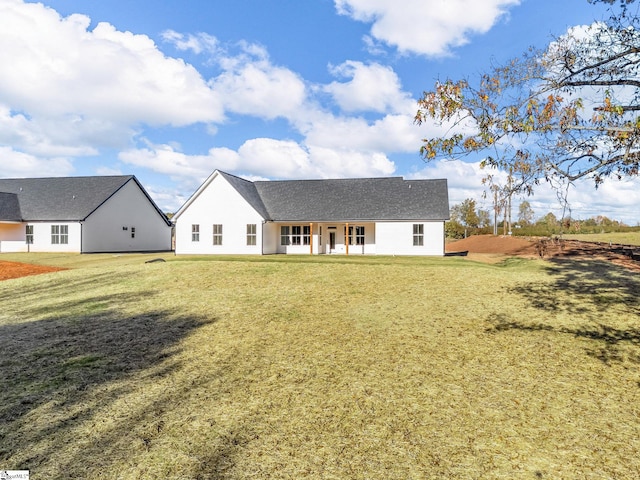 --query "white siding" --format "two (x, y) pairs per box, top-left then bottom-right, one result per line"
(82, 179), (172, 253)
(262, 222), (278, 254)
(174, 173), (265, 254)
(0, 224), (25, 252)
(0, 222), (81, 253)
(375, 221), (445, 256)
